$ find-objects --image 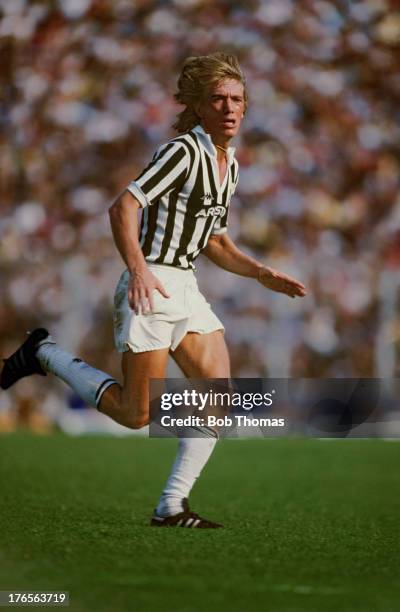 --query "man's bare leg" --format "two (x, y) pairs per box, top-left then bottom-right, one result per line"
(172, 330), (230, 378)
(97, 348), (169, 429)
